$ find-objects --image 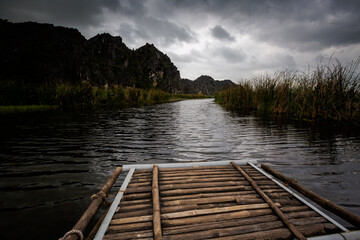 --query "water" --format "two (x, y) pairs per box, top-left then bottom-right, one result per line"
(0, 99), (359, 239)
